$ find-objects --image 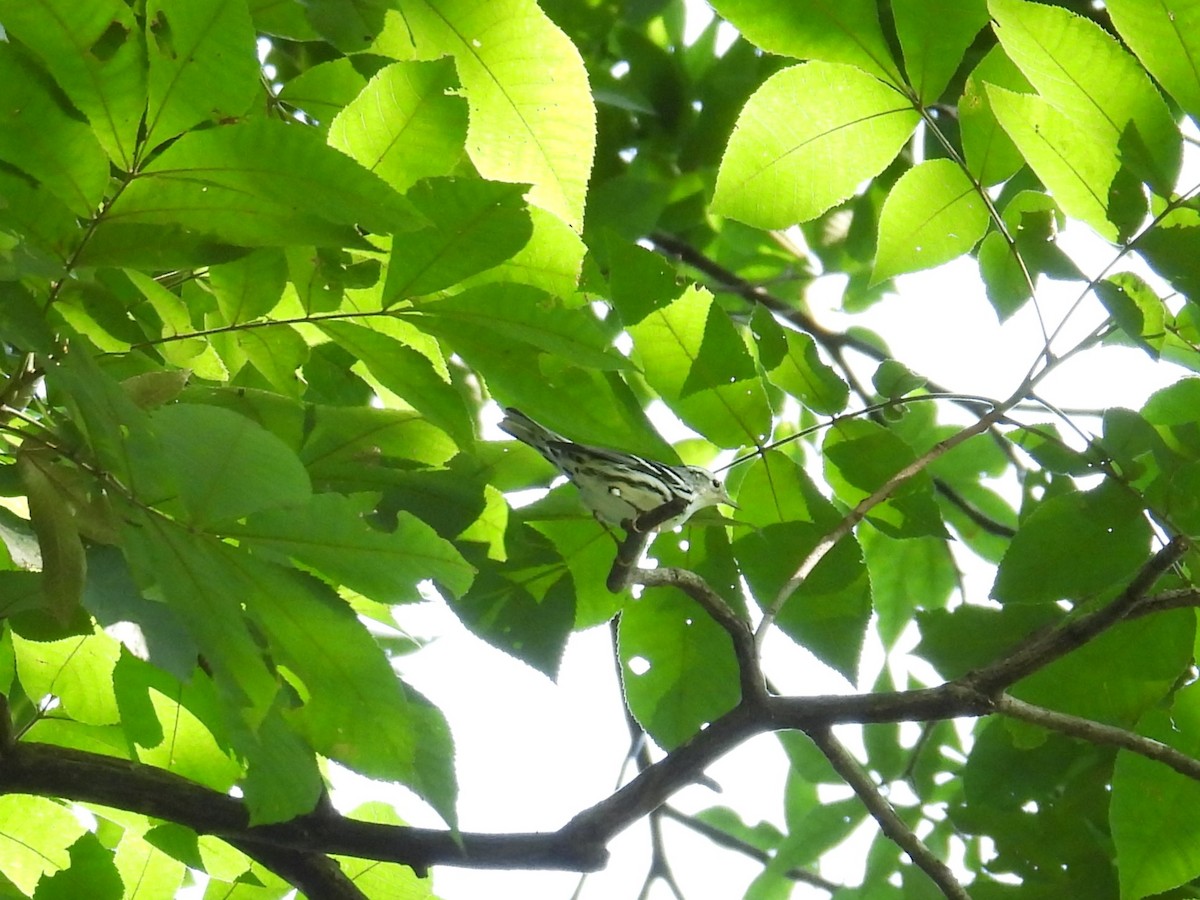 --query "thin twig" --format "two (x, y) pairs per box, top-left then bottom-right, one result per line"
(1128, 587), (1200, 618)
(996, 695), (1200, 781)
(658, 806), (840, 893)
(759, 401), (1013, 638)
